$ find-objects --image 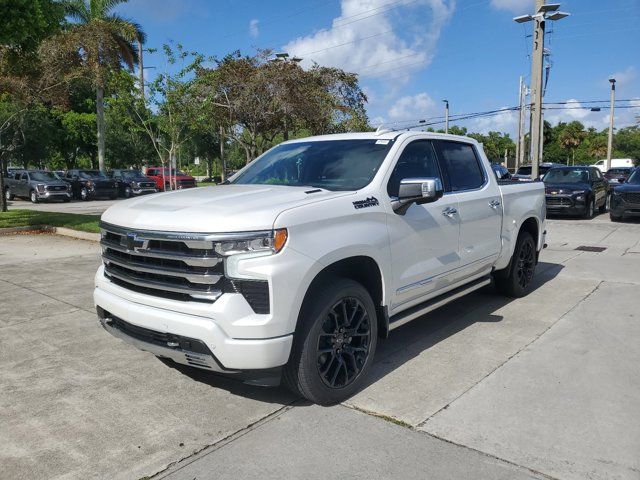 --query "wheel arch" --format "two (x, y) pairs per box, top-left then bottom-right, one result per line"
(297, 255), (389, 339)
